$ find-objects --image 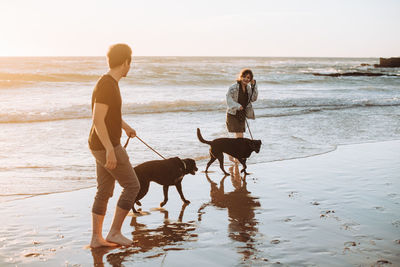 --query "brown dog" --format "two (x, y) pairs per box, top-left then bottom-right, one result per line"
(132, 157), (198, 213)
(197, 128), (261, 175)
